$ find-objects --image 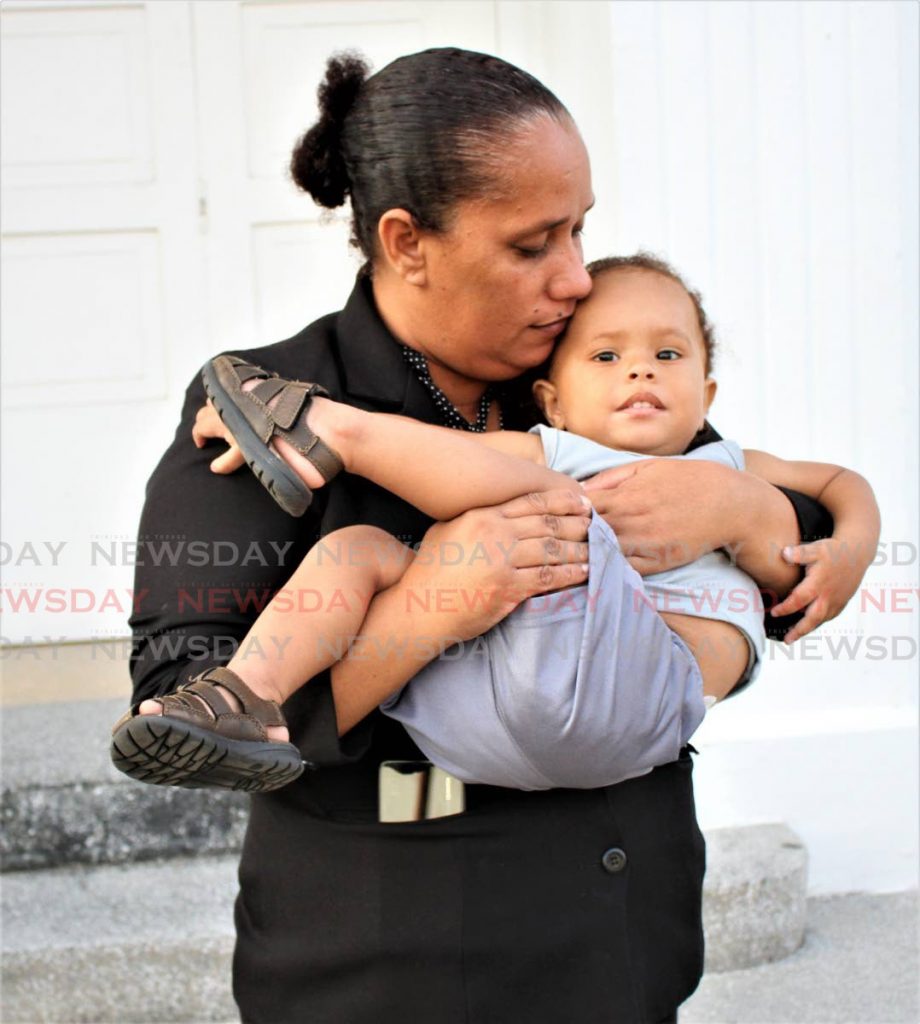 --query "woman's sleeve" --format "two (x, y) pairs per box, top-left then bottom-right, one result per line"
(691, 425), (834, 645)
(763, 486), (834, 643)
(128, 370), (373, 764)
